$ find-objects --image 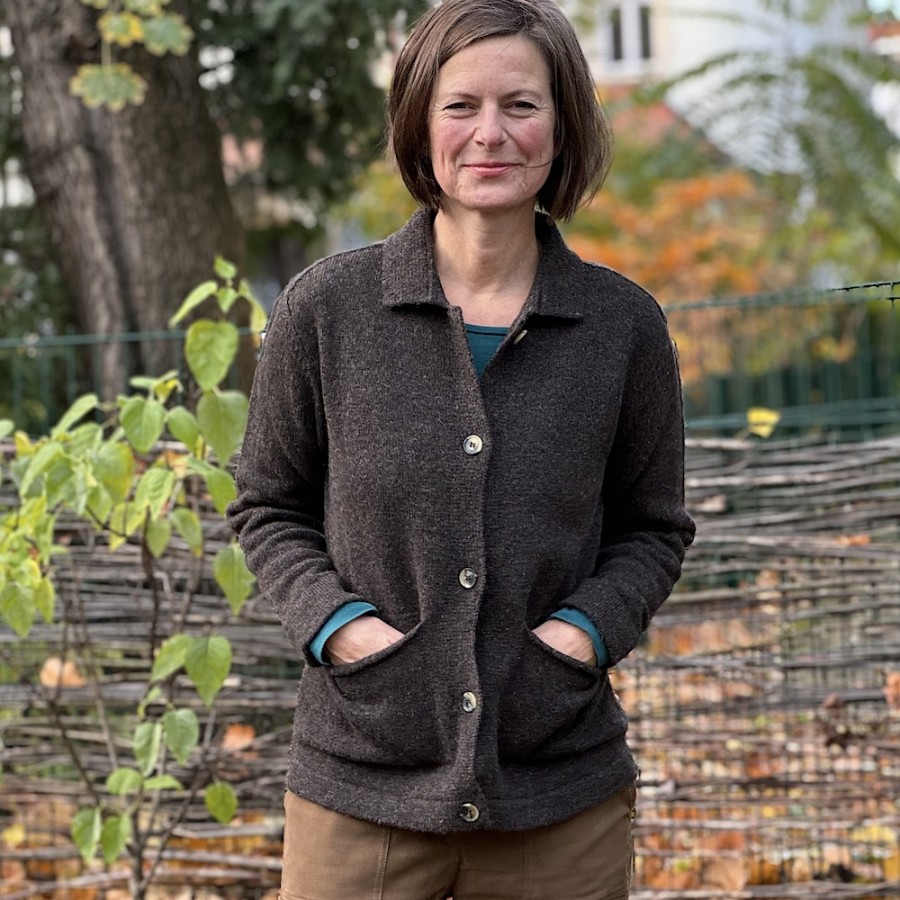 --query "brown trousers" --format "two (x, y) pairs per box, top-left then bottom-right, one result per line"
(279, 784), (636, 900)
